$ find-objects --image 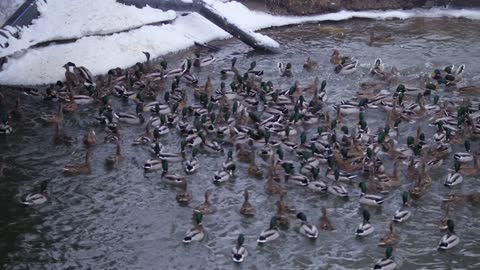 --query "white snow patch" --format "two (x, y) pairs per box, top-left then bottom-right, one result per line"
(1, 0), (480, 85)
(0, 0), (176, 58)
